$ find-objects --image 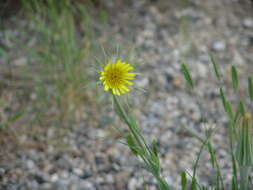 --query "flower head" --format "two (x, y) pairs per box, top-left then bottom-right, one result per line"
(99, 60), (136, 96)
